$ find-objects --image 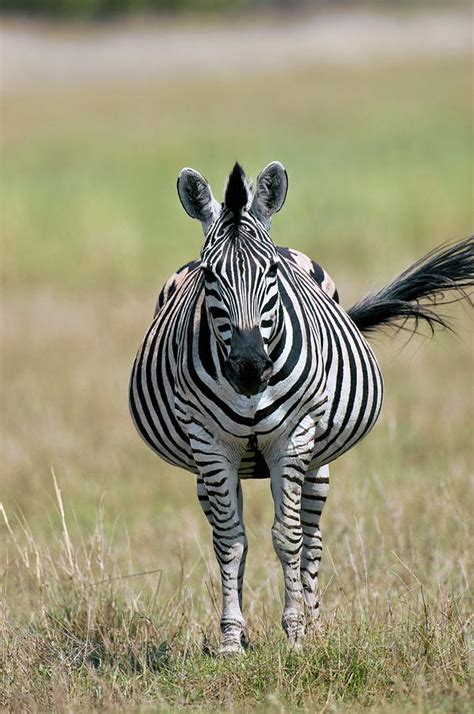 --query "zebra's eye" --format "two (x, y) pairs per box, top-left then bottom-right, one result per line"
(267, 263), (278, 279)
(202, 266), (216, 282)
